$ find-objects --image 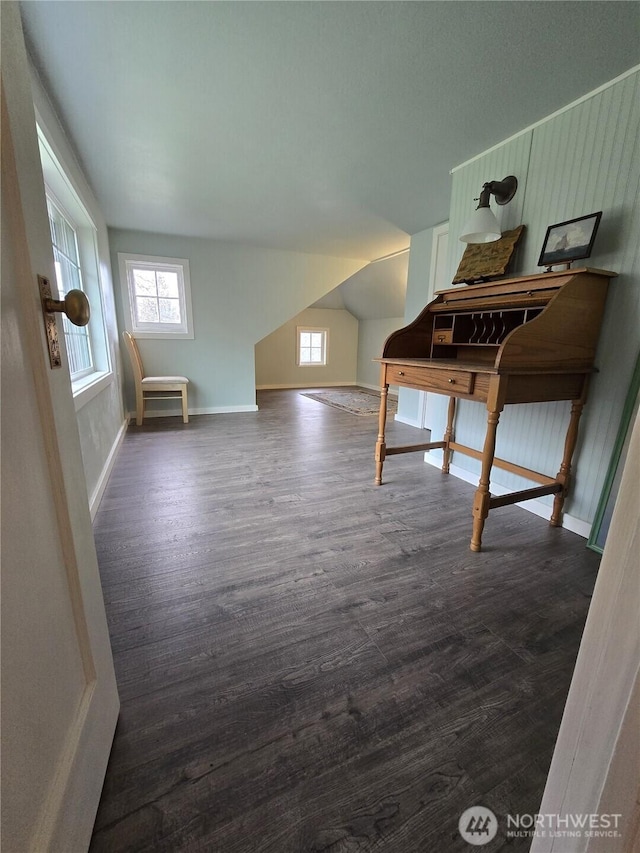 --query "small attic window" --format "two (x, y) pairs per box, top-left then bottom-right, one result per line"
(297, 327), (328, 366)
